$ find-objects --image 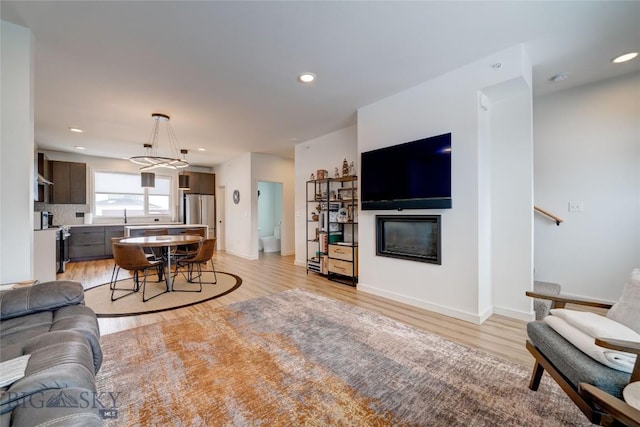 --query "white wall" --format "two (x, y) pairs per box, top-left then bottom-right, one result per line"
(357, 45), (533, 324)
(252, 153), (294, 257)
(215, 153), (253, 258)
(489, 87), (534, 320)
(534, 72), (640, 301)
(214, 152), (294, 259)
(294, 126), (358, 265)
(1, 21), (35, 283)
